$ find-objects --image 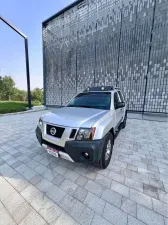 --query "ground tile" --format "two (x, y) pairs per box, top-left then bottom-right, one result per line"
(0, 207), (17, 225)
(84, 192), (105, 215)
(137, 204), (164, 225)
(91, 214), (112, 225)
(39, 200), (62, 224)
(101, 188), (122, 208)
(19, 209), (46, 225)
(103, 202), (127, 225)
